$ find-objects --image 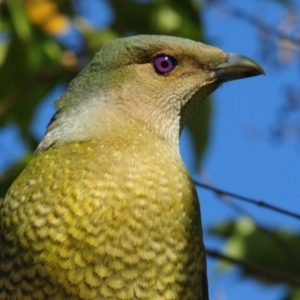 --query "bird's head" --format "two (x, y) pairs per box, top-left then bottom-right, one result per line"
(38, 35), (264, 151)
